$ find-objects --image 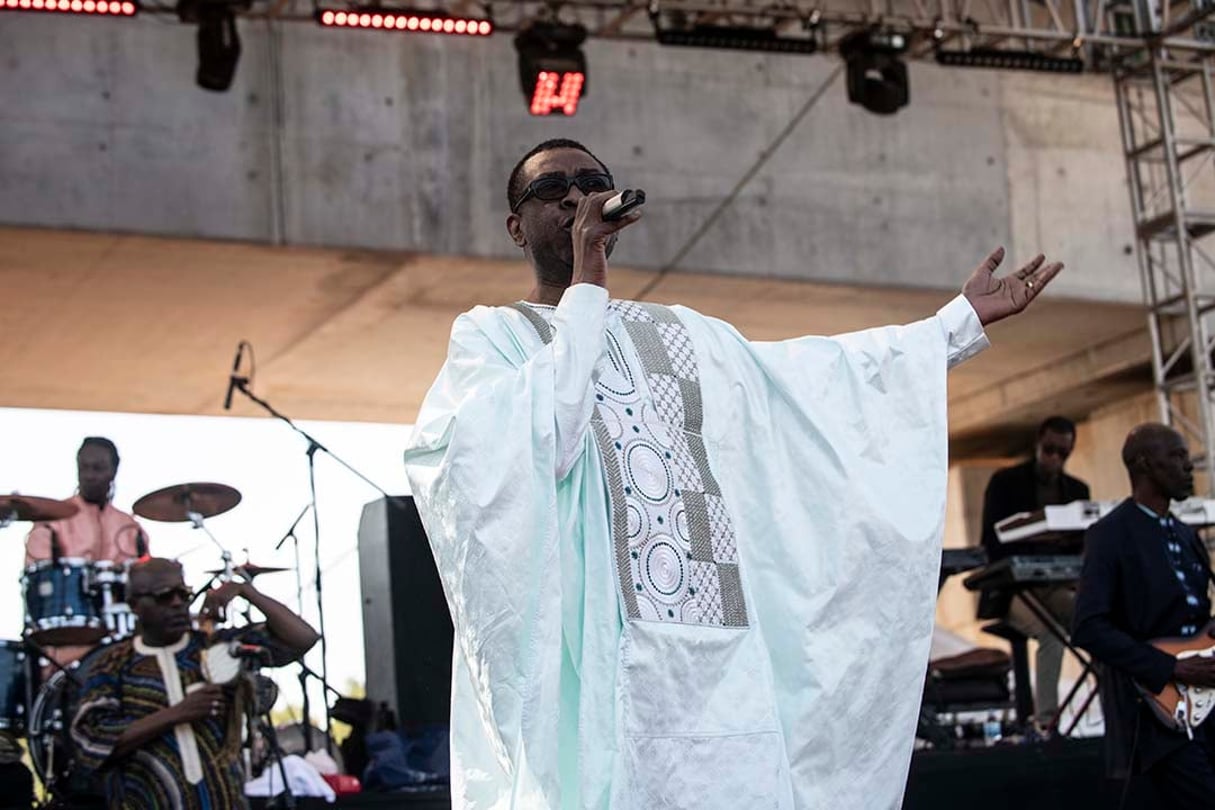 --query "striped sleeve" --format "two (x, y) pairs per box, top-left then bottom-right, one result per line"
(70, 653), (129, 770)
